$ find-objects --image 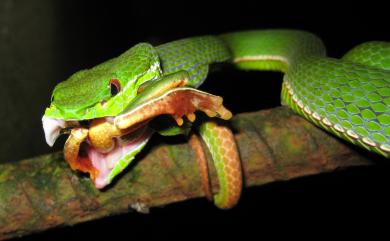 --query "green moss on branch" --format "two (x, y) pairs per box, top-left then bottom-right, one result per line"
(0, 107), (376, 240)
